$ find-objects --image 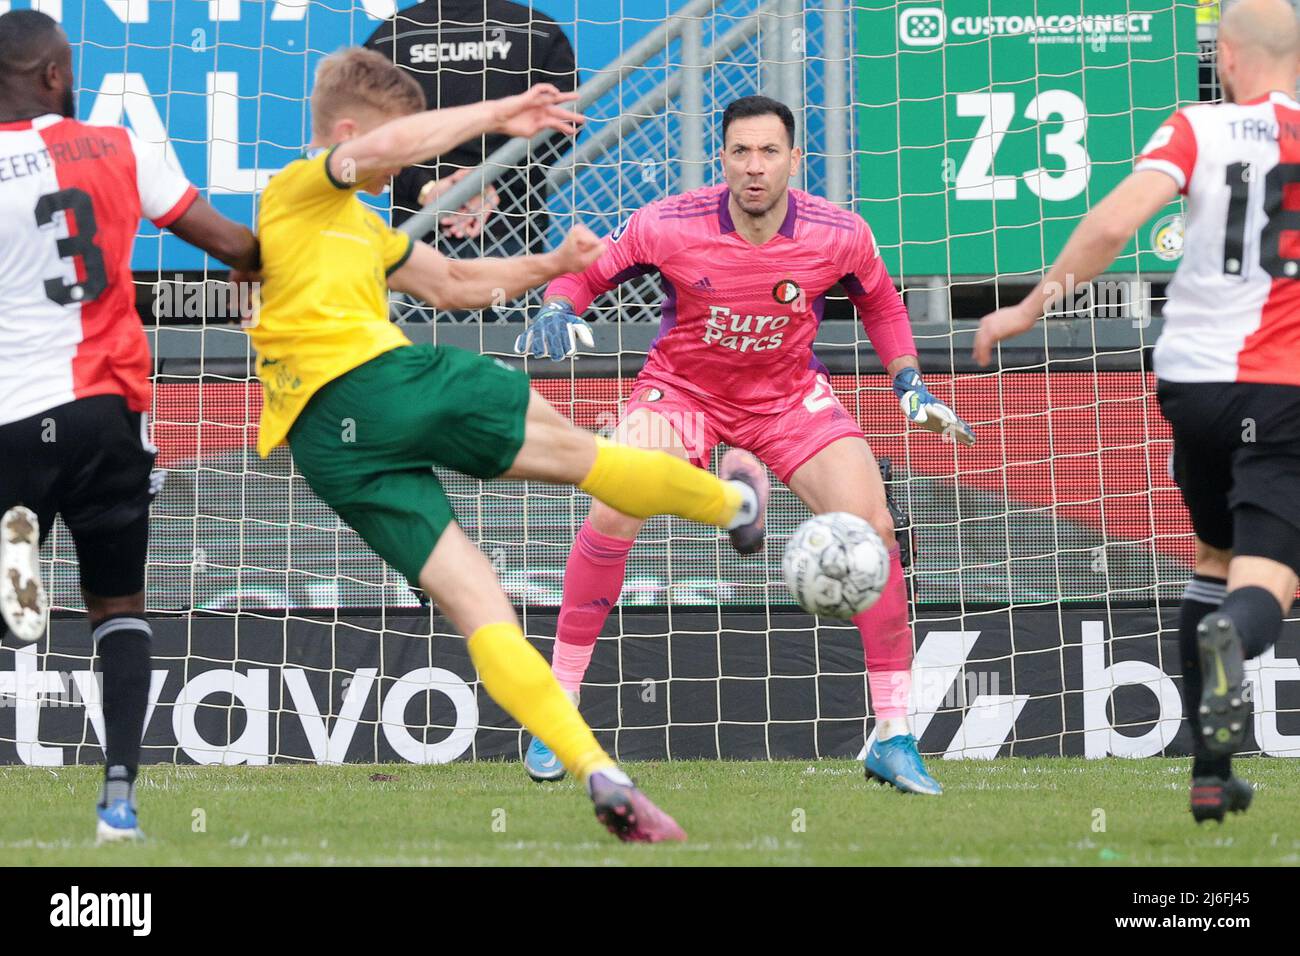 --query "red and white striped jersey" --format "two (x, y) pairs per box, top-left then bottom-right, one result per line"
(1136, 91), (1300, 387)
(0, 114), (197, 426)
